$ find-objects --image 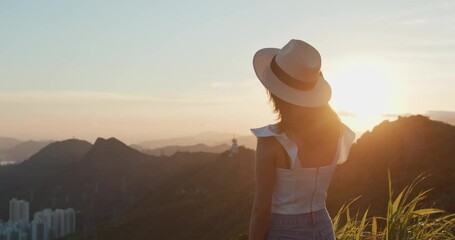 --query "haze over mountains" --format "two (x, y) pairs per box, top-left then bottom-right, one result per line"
(135, 143), (231, 156)
(0, 115), (454, 240)
(0, 131), (255, 164)
(0, 136), (220, 237)
(134, 131), (256, 150)
(2, 110), (452, 159)
(91, 115), (455, 240)
(0, 137), (23, 150)
(0, 138), (53, 164)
